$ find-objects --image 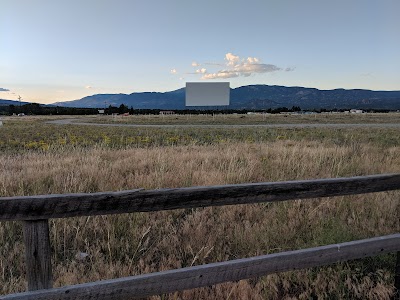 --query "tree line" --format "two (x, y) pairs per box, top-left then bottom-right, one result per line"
(0, 103), (396, 116)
